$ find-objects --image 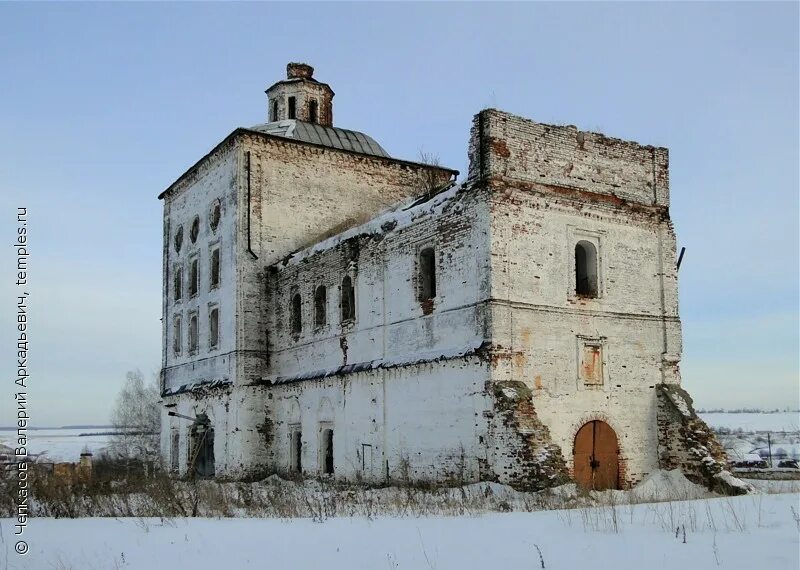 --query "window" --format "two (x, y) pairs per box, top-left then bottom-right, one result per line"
(209, 200), (221, 233)
(170, 430), (180, 473)
(575, 240), (599, 297)
(174, 226), (183, 253)
(288, 96), (296, 119)
(210, 248), (220, 290)
(314, 285), (327, 327)
(340, 276), (355, 323)
(271, 100), (278, 122)
(173, 265), (182, 302)
(309, 99), (318, 123)
(418, 247), (436, 301)
(188, 313), (198, 354)
(580, 341), (603, 386)
(290, 428), (302, 474)
(209, 306), (219, 349)
(189, 257), (199, 297)
(320, 428), (334, 475)
(173, 316), (182, 356)
(190, 216), (200, 243)
(291, 293), (302, 334)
